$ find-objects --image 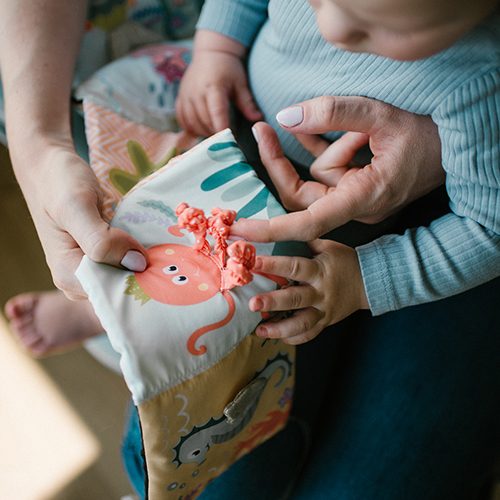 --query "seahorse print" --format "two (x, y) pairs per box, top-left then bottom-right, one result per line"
(170, 351), (294, 467)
